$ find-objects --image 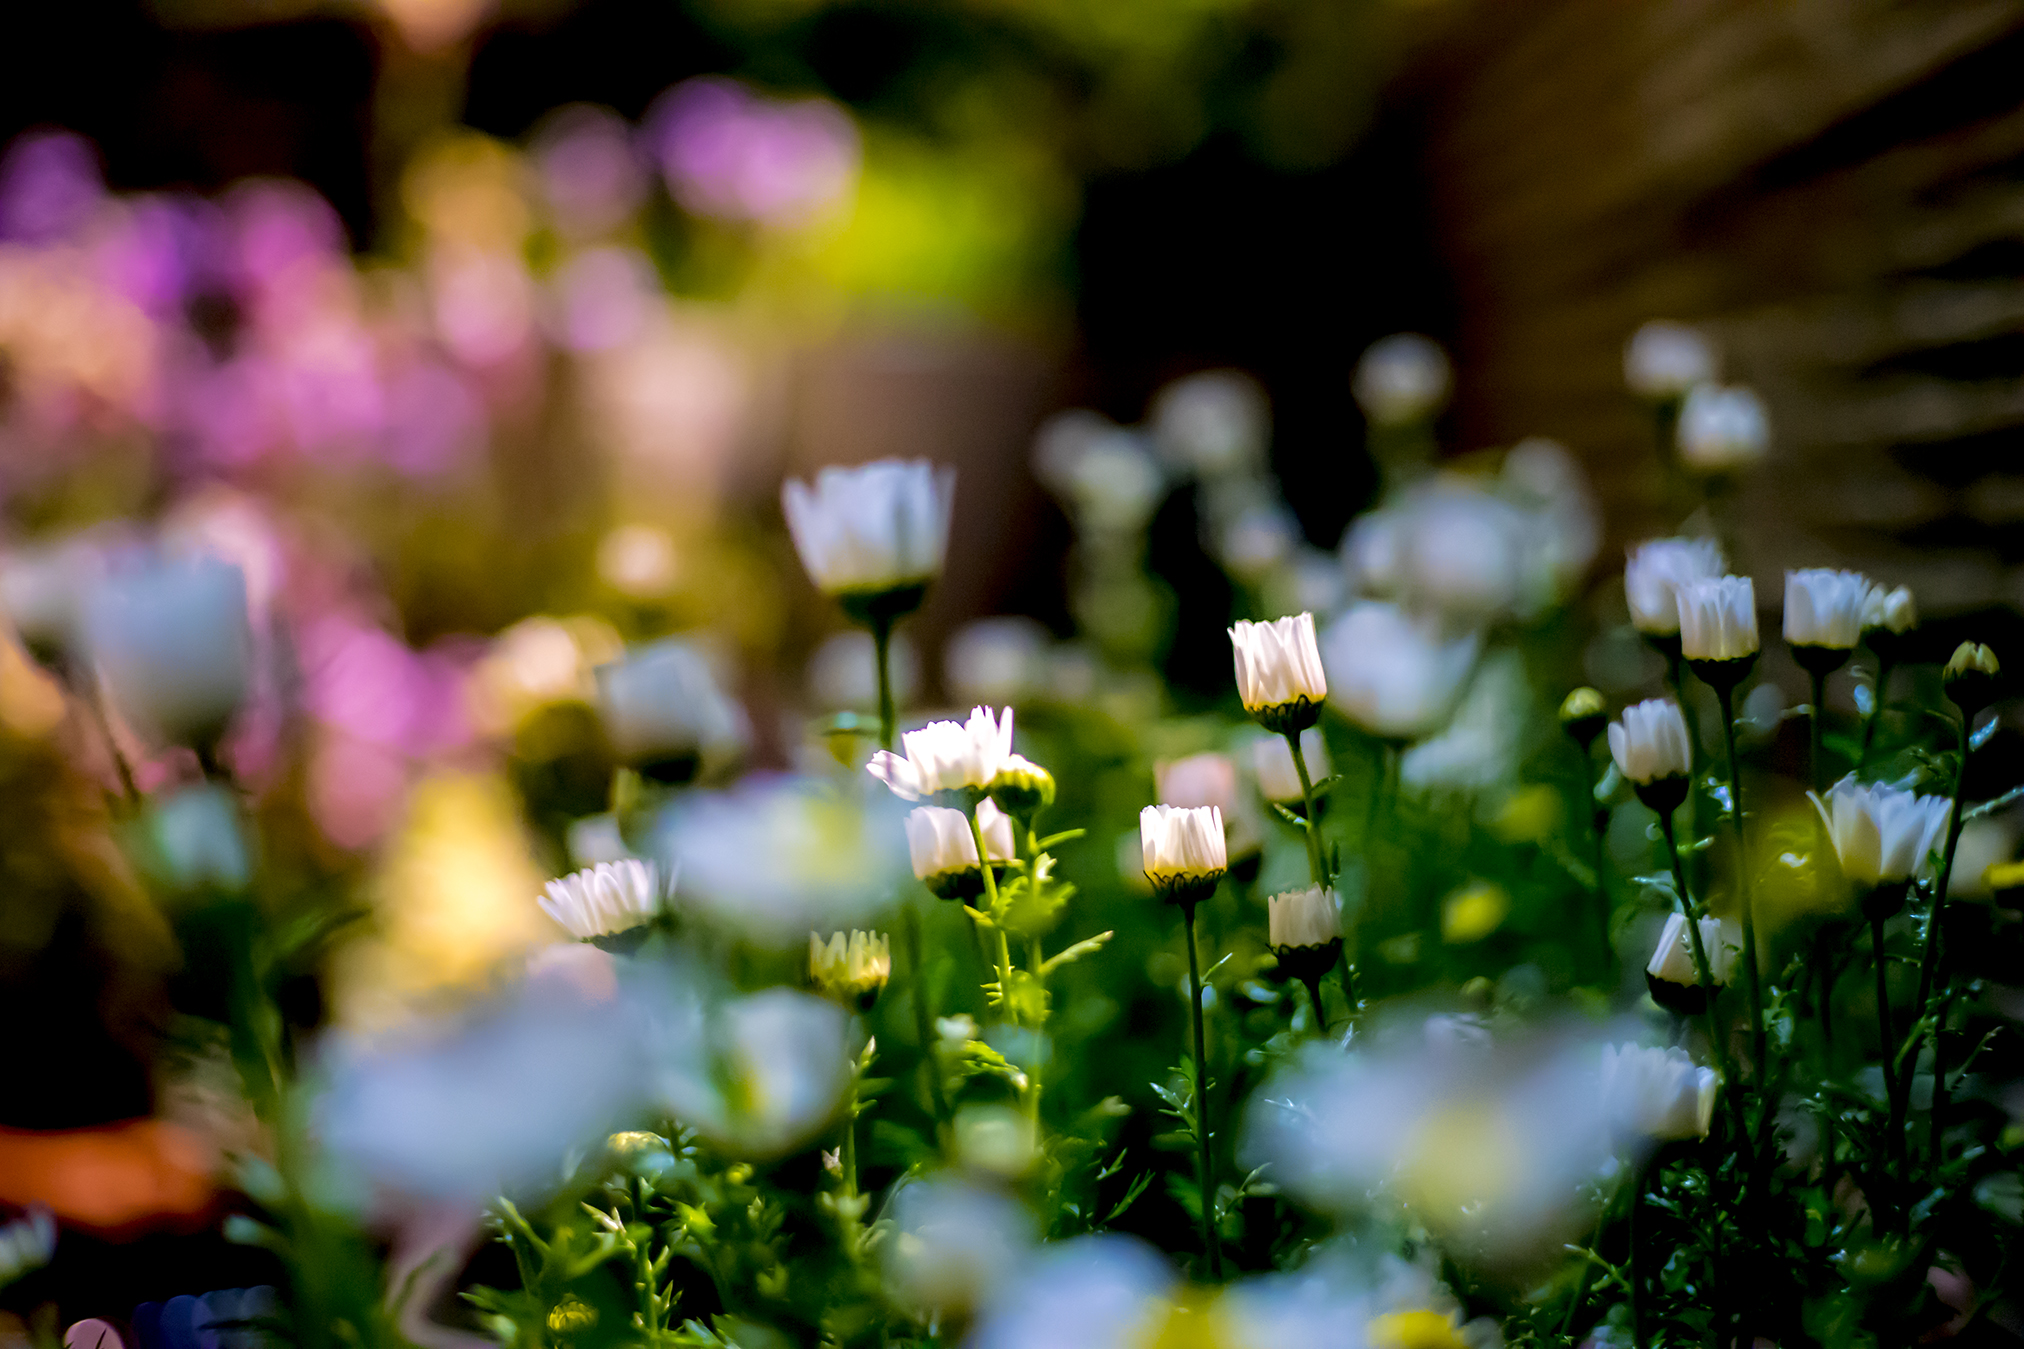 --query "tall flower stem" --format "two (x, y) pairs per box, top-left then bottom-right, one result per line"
(1580, 749), (1611, 966)
(1285, 729), (1327, 887)
(1299, 974), (1327, 1036)
(1871, 909), (1906, 1211)
(901, 903), (950, 1143)
(1181, 900), (1221, 1281)
(1916, 714), (1973, 1173)
(969, 809), (1013, 1000)
(870, 614), (896, 753)
(1809, 669), (1829, 794)
(1715, 685), (1766, 1073)
(1657, 814), (1735, 1097)
(1856, 658), (1893, 772)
